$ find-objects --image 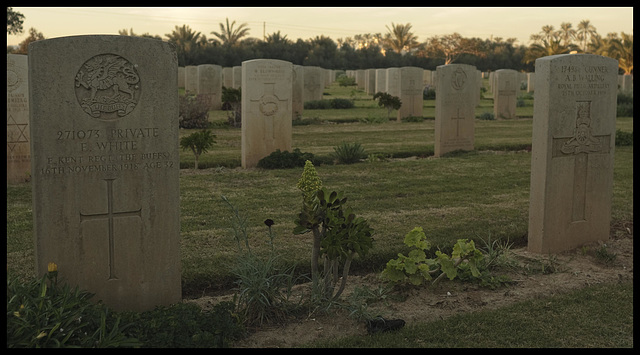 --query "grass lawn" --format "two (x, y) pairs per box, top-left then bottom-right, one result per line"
(6, 81), (633, 347)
